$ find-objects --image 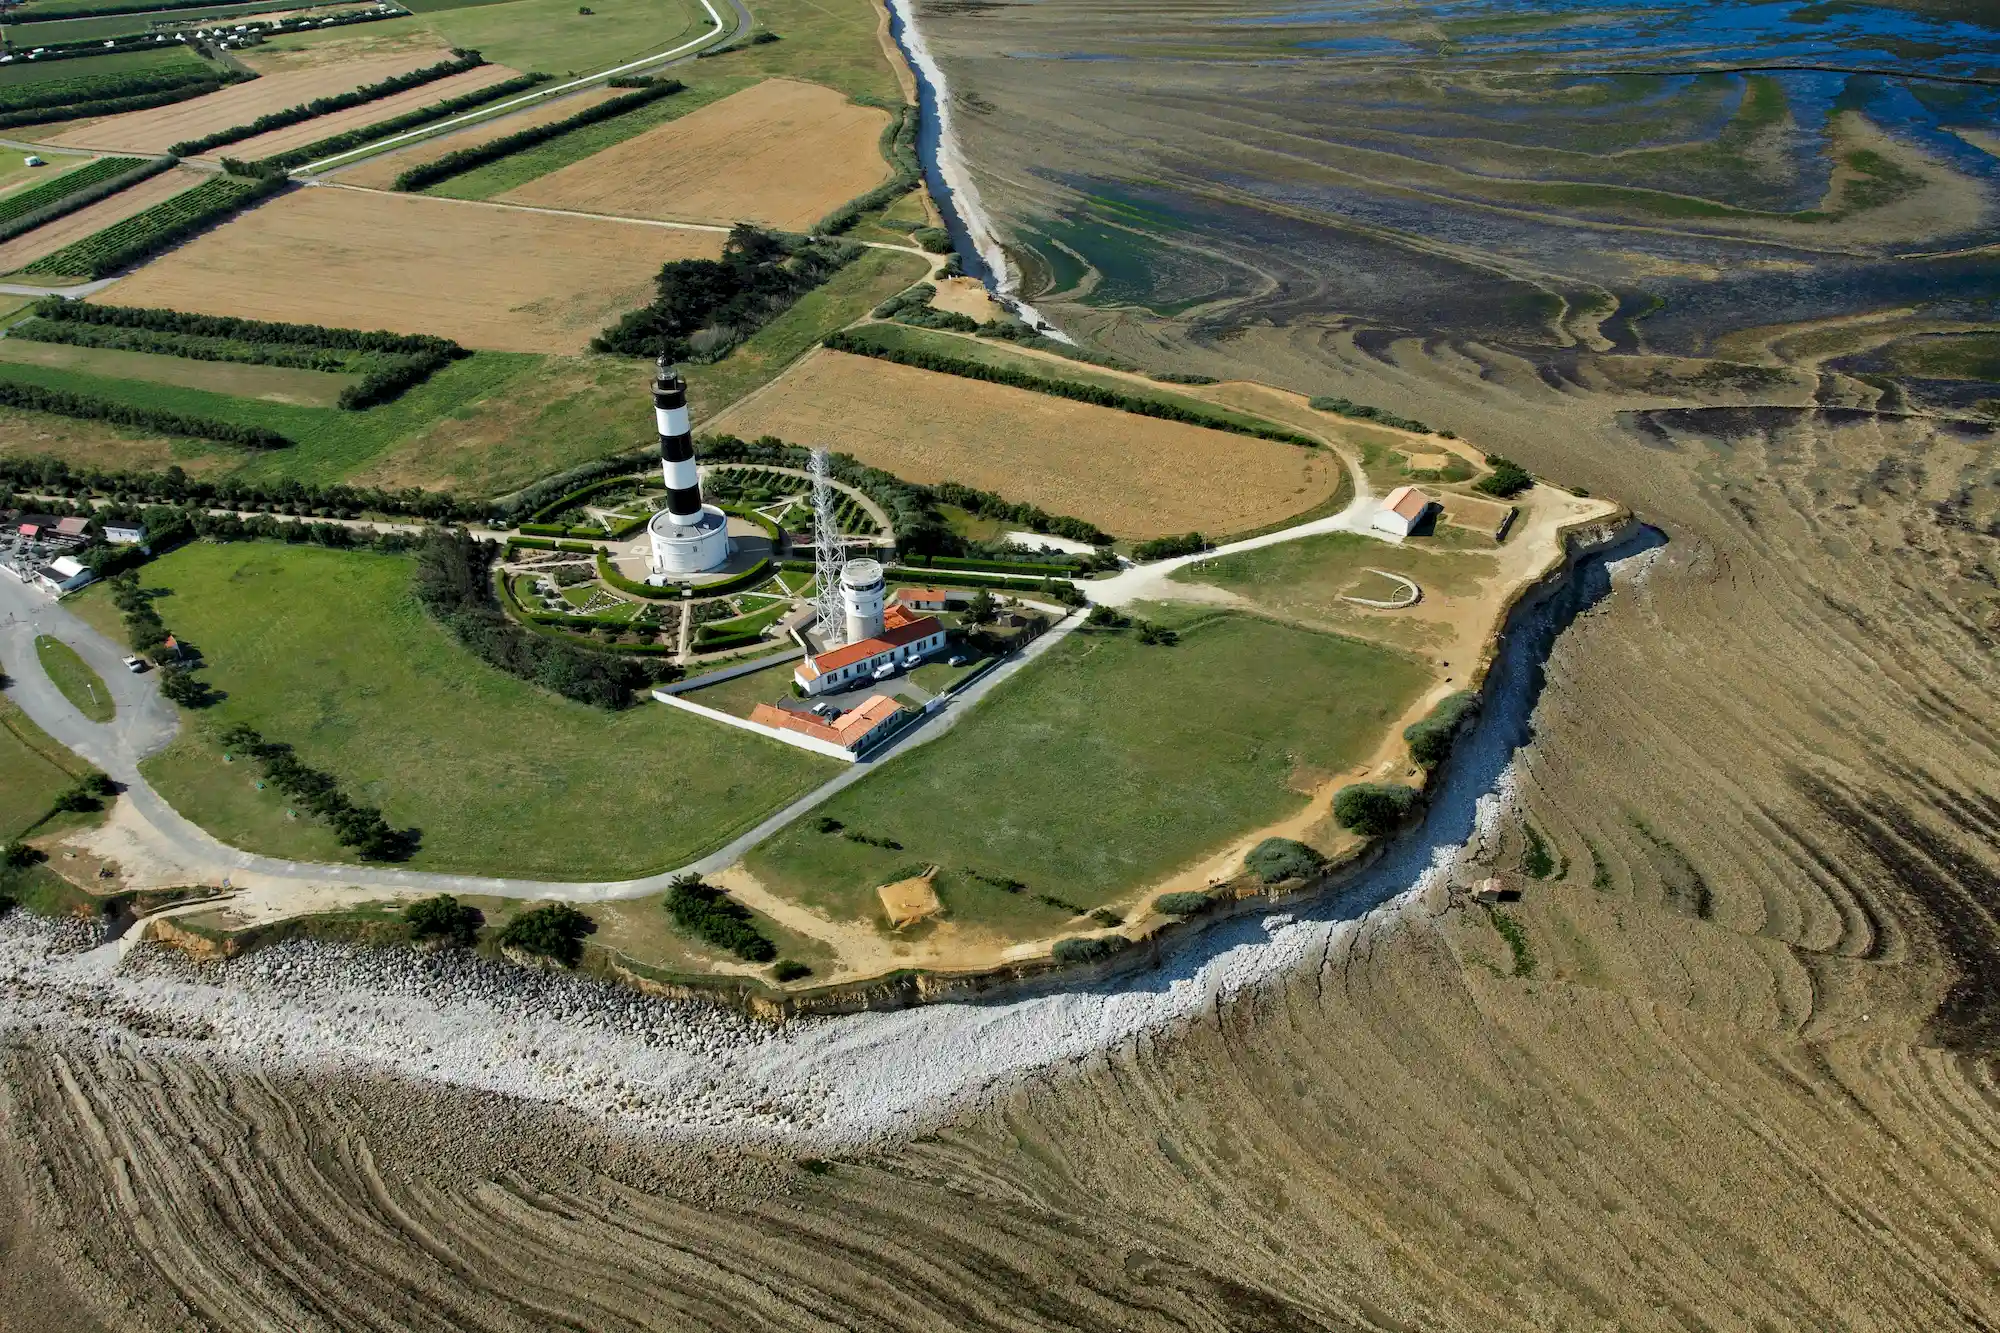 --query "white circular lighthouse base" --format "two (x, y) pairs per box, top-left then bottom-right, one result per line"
(647, 506), (732, 578)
